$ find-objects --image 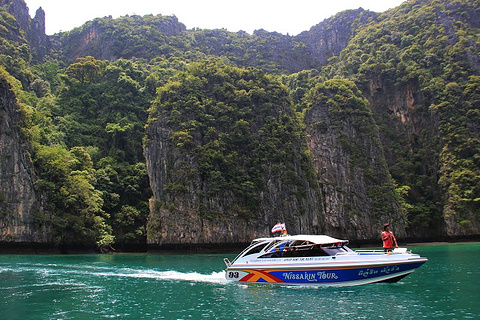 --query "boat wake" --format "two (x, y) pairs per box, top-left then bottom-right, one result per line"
(1, 265), (227, 285)
(95, 269), (228, 284)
